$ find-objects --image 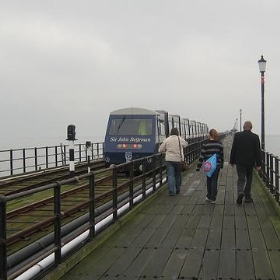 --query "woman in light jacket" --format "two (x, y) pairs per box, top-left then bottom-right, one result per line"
(159, 127), (188, 196)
